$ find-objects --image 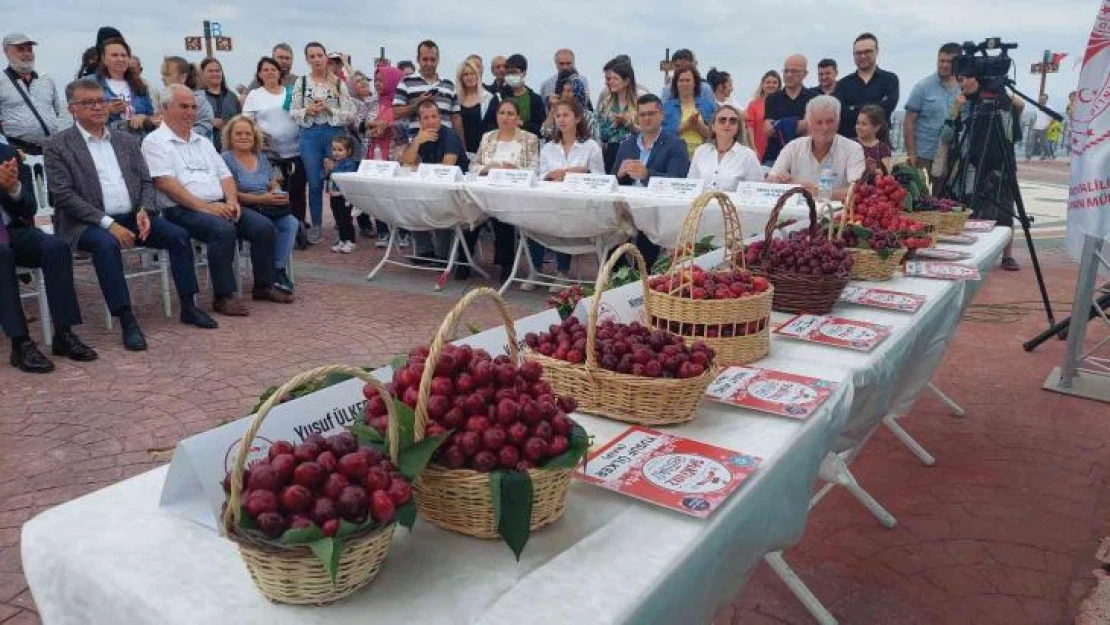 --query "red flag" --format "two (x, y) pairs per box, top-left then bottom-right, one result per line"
(1051, 52), (1069, 65)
